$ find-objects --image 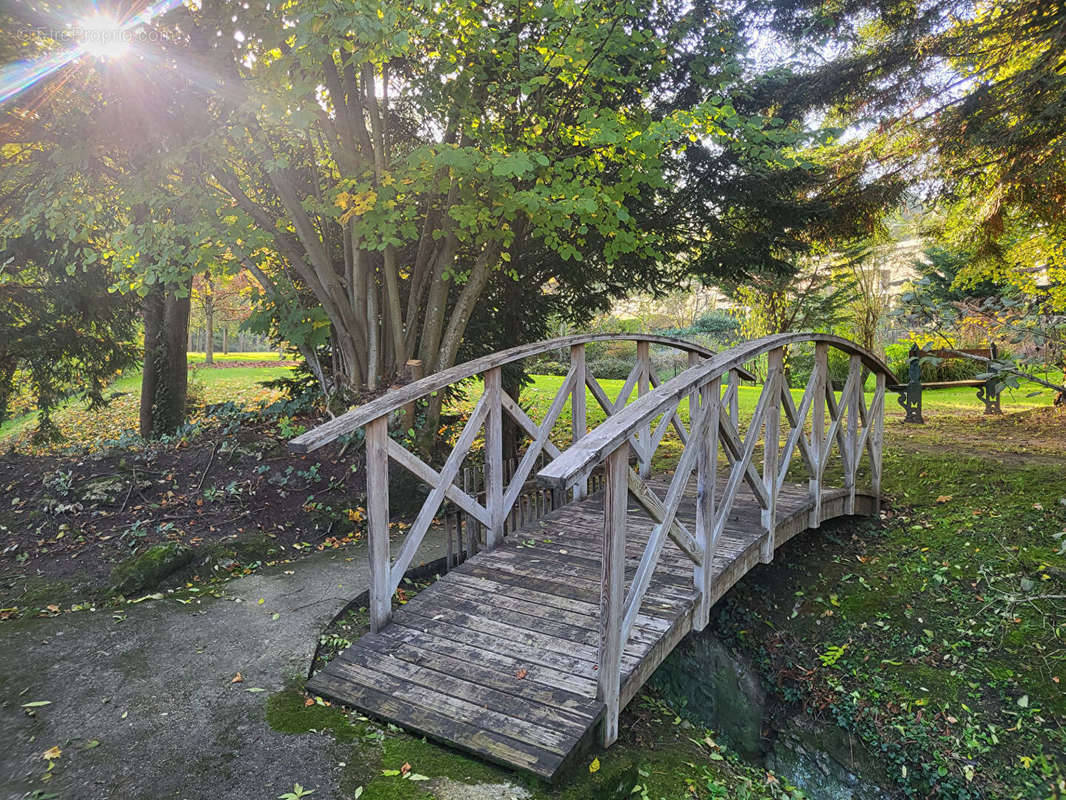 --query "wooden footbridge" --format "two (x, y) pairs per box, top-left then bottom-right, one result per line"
(290, 333), (892, 780)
